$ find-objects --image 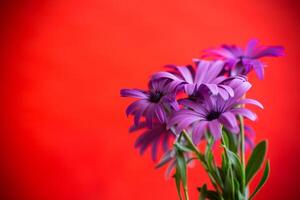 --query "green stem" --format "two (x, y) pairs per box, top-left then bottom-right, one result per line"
(181, 131), (222, 196)
(238, 115), (247, 198)
(184, 185), (189, 200)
